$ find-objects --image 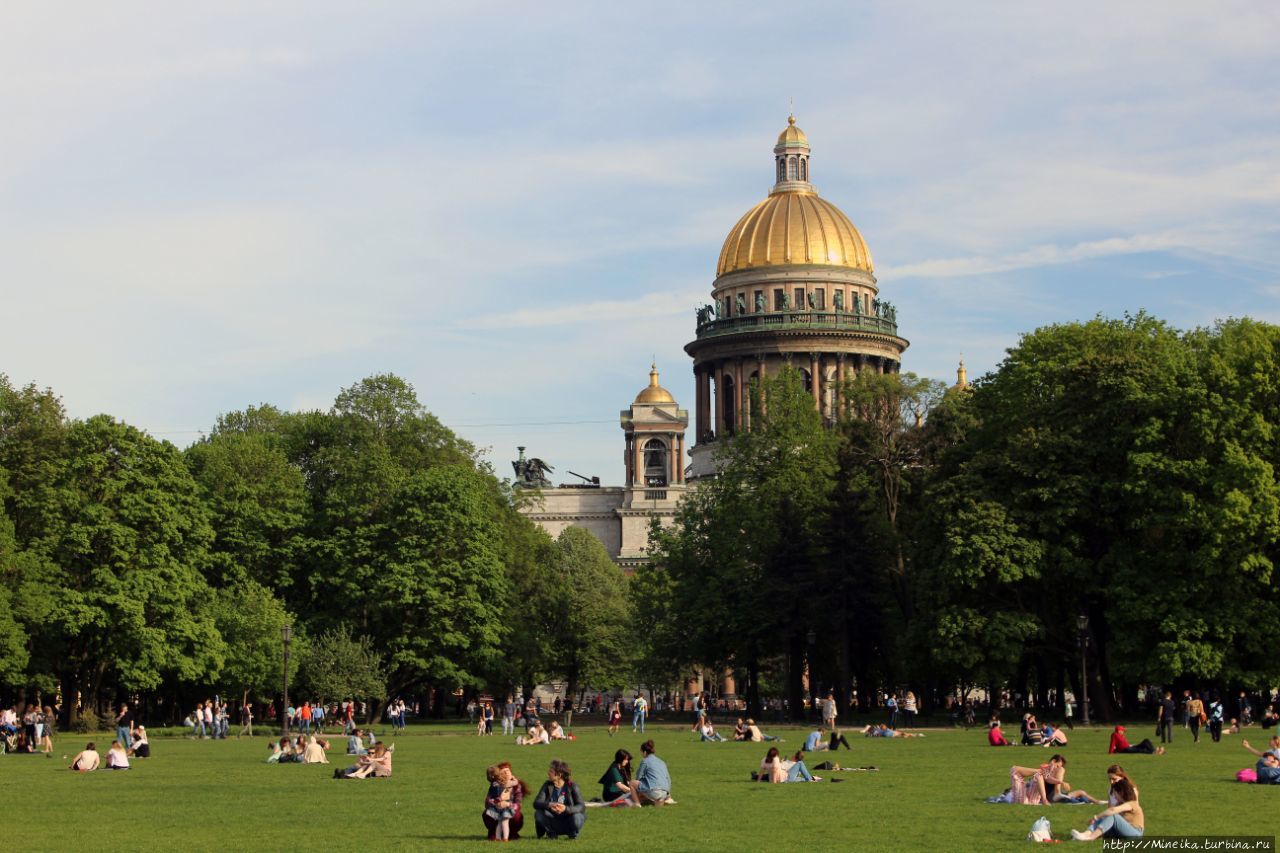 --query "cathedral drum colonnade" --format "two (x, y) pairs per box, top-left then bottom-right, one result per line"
(685, 116), (908, 479)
